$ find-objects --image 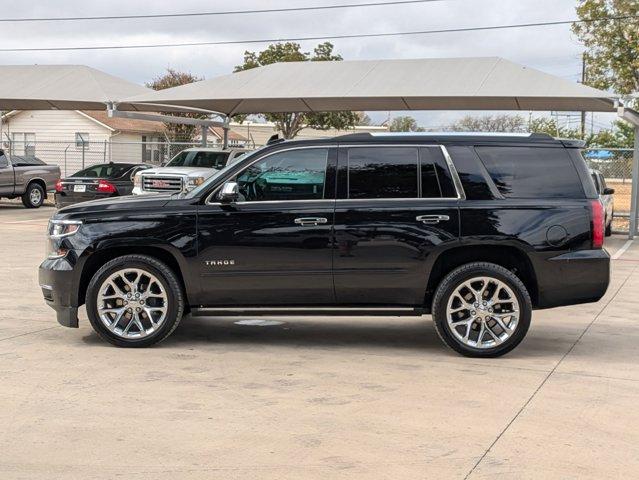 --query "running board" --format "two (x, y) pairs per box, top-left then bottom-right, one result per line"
(191, 307), (426, 317)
